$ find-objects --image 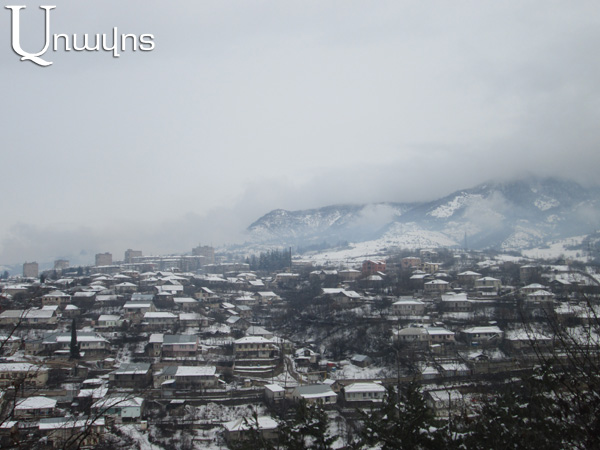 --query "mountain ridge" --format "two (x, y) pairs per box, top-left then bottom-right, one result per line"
(246, 177), (600, 251)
